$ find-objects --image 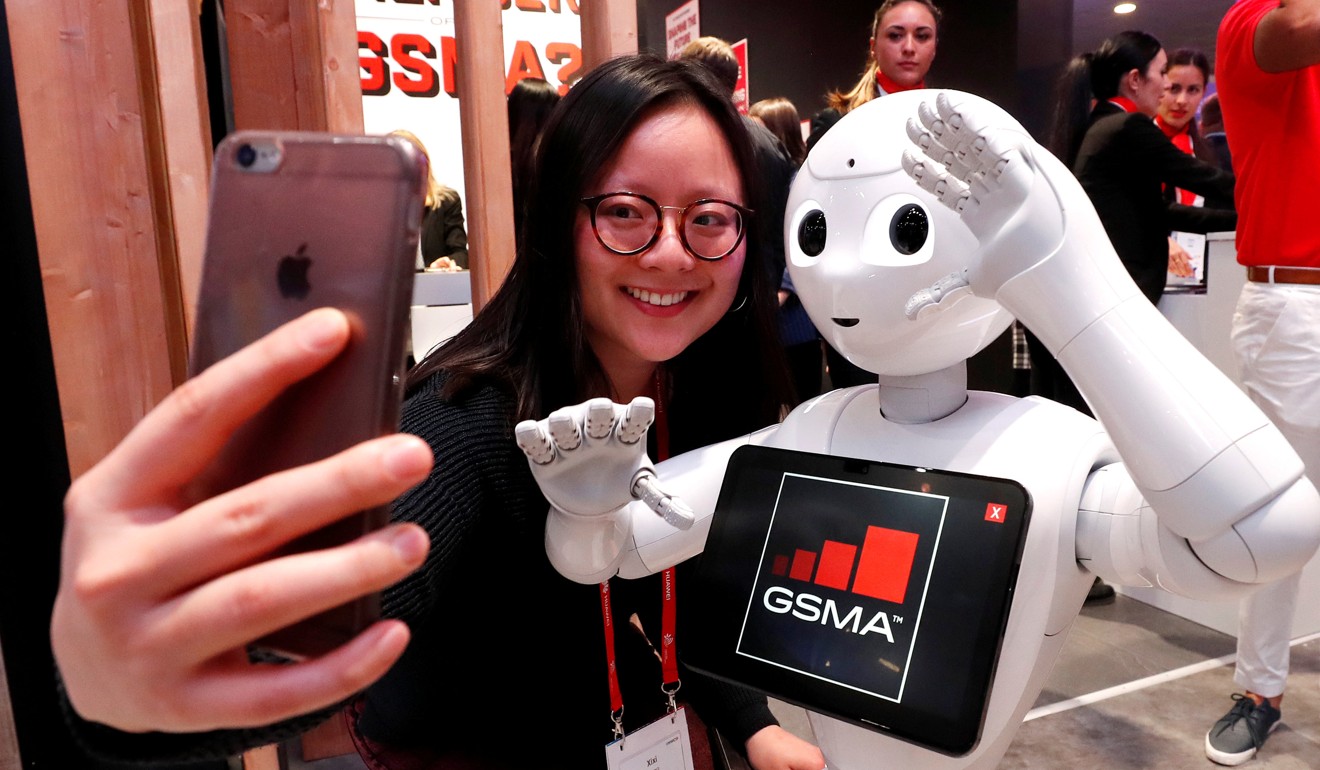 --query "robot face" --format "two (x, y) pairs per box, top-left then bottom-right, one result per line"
(786, 91), (1012, 378)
